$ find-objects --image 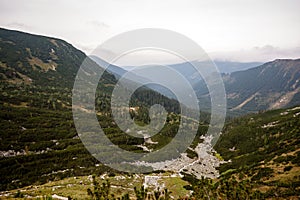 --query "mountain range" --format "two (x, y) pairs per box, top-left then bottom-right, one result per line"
(0, 27), (300, 198)
(90, 55), (300, 115)
(1, 27), (299, 116)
